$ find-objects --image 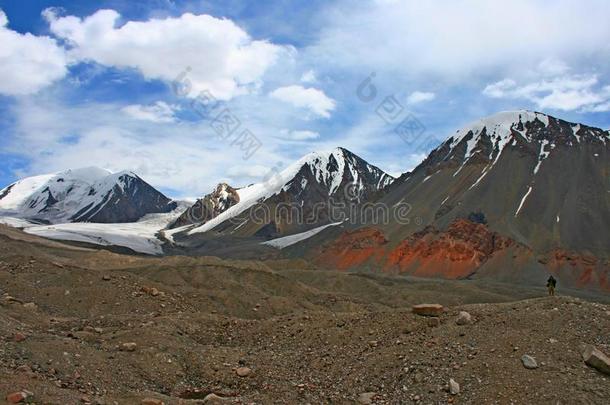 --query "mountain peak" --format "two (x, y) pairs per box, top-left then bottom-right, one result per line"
(184, 148), (394, 236)
(0, 167), (174, 223)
